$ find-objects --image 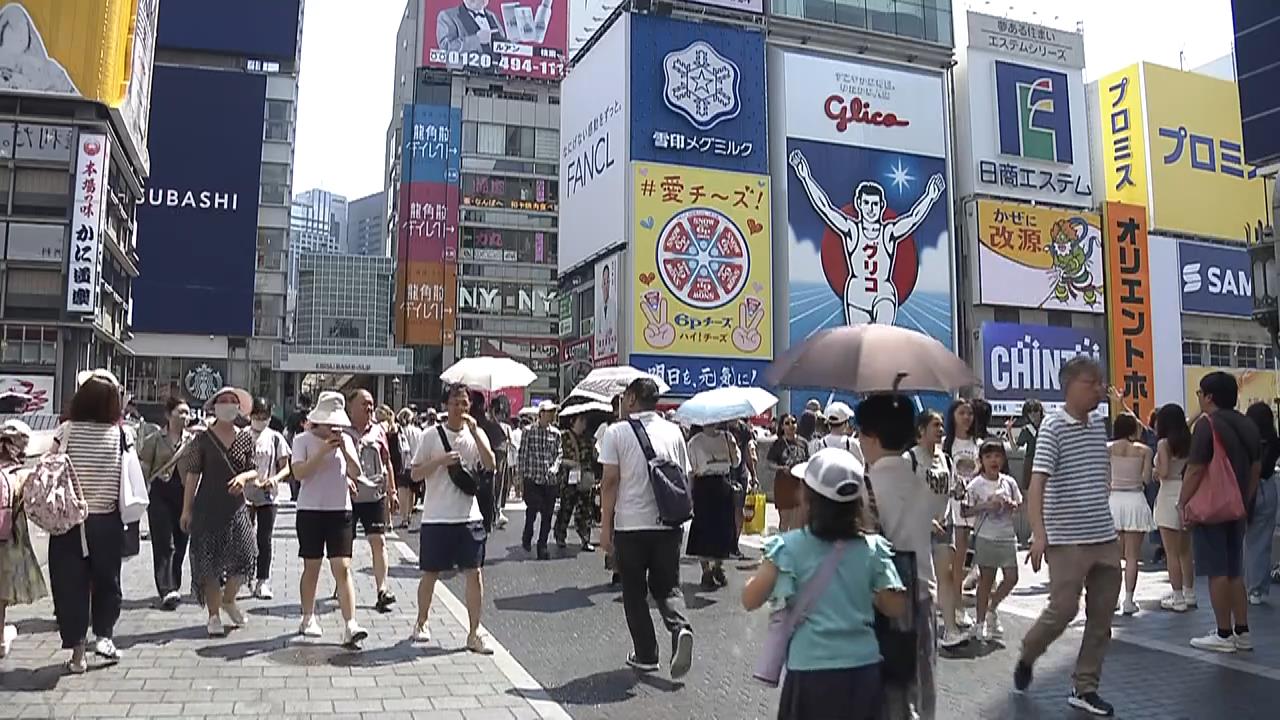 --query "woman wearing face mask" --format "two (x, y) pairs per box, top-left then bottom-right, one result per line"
(246, 397), (291, 600)
(0, 420), (47, 657)
(178, 387), (260, 637)
(686, 423), (741, 591)
(139, 397), (194, 610)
